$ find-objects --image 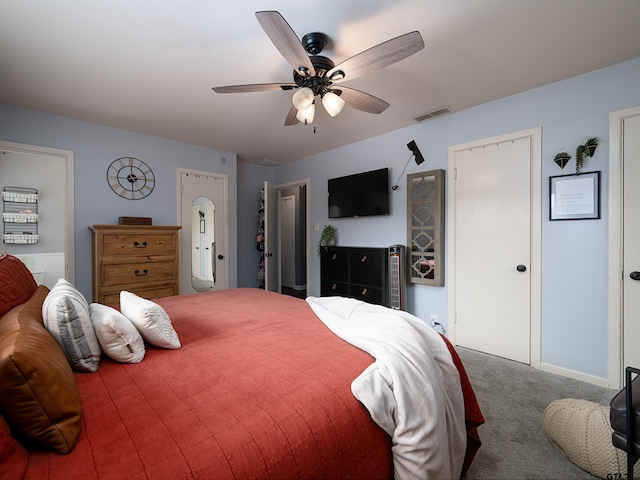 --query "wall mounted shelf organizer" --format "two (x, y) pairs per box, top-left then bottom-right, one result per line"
(2, 186), (39, 244)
